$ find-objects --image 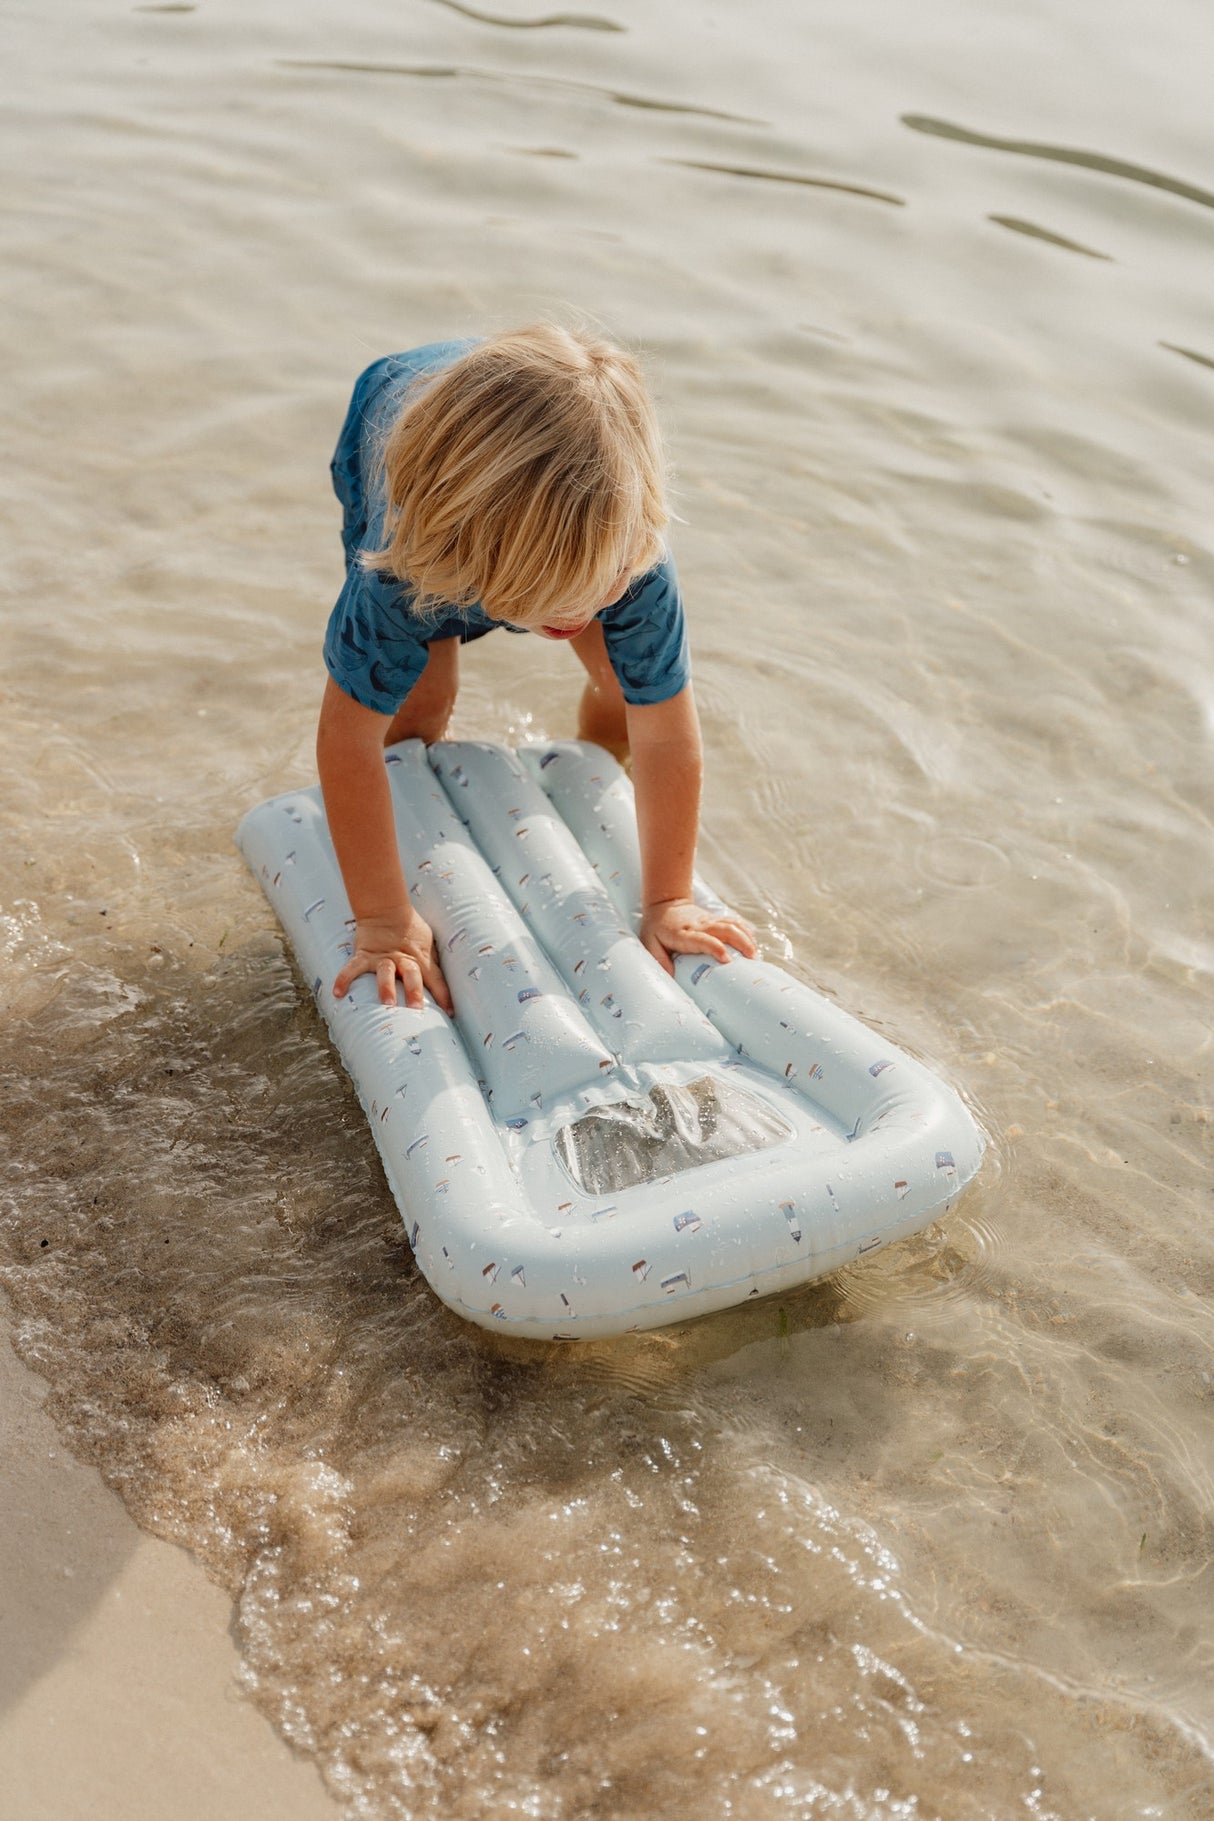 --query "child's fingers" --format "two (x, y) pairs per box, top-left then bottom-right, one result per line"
(420, 956), (454, 1015)
(703, 908), (757, 941)
(710, 917), (758, 958)
(676, 930), (734, 965)
(372, 954), (419, 1008)
(641, 932), (677, 977)
(385, 949), (454, 1015)
(647, 927), (732, 971)
(332, 949), (430, 1007)
(332, 954), (365, 998)
(376, 954), (423, 1009)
